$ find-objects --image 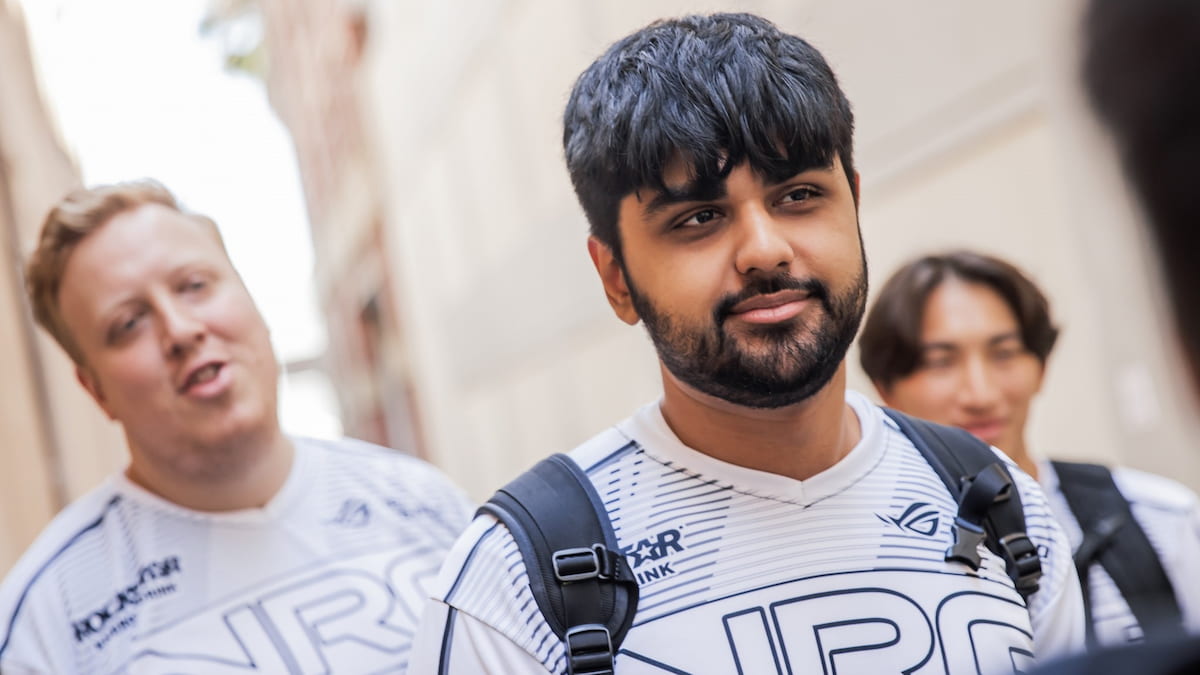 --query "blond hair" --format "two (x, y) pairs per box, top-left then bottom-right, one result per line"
(25, 180), (223, 365)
